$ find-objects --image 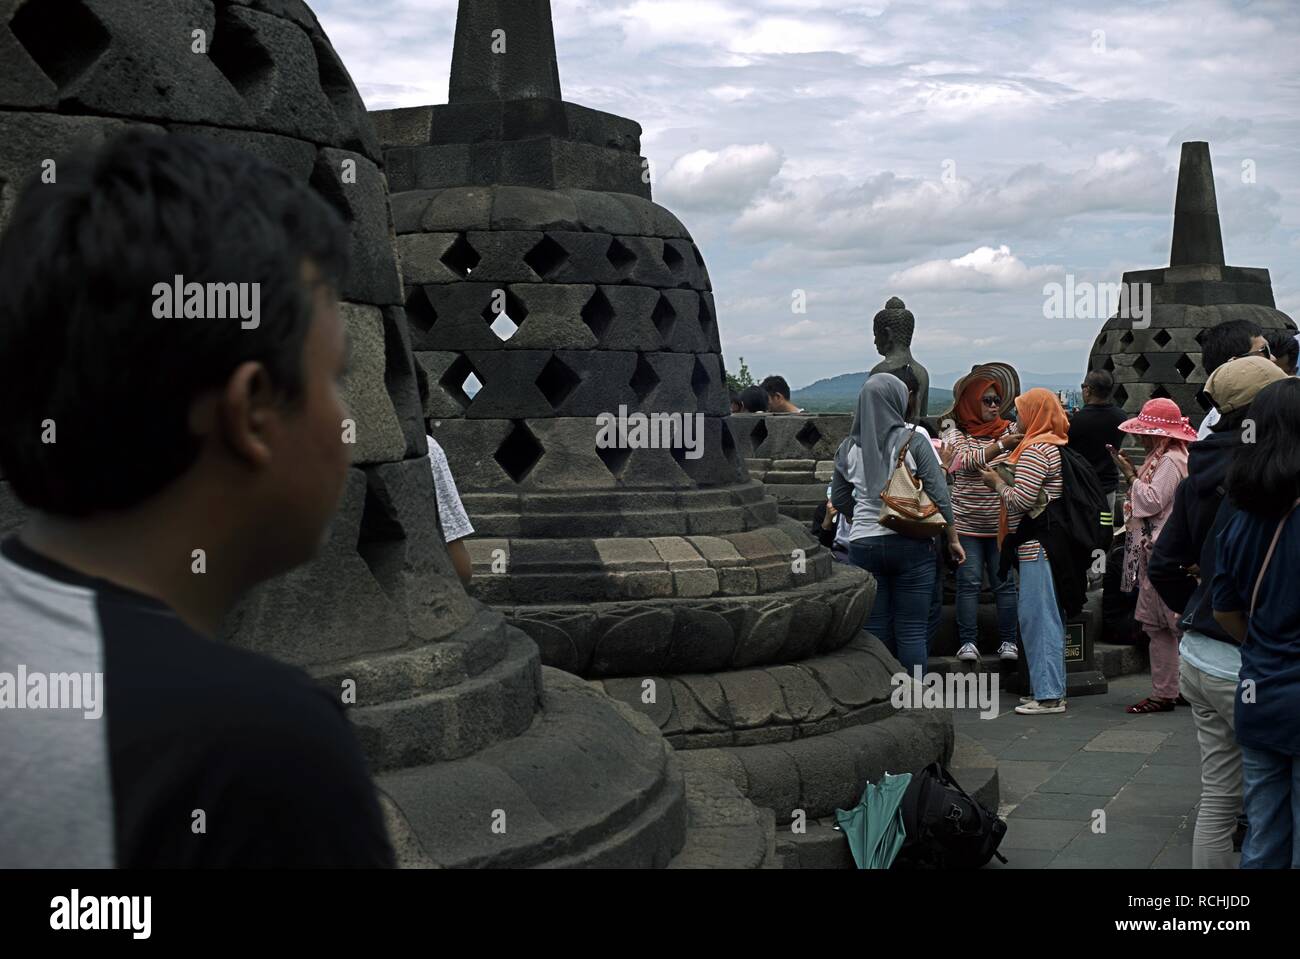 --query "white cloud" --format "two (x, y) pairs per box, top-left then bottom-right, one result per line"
(658, 143), (785, 212)
(890, 245), (1060, 292)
